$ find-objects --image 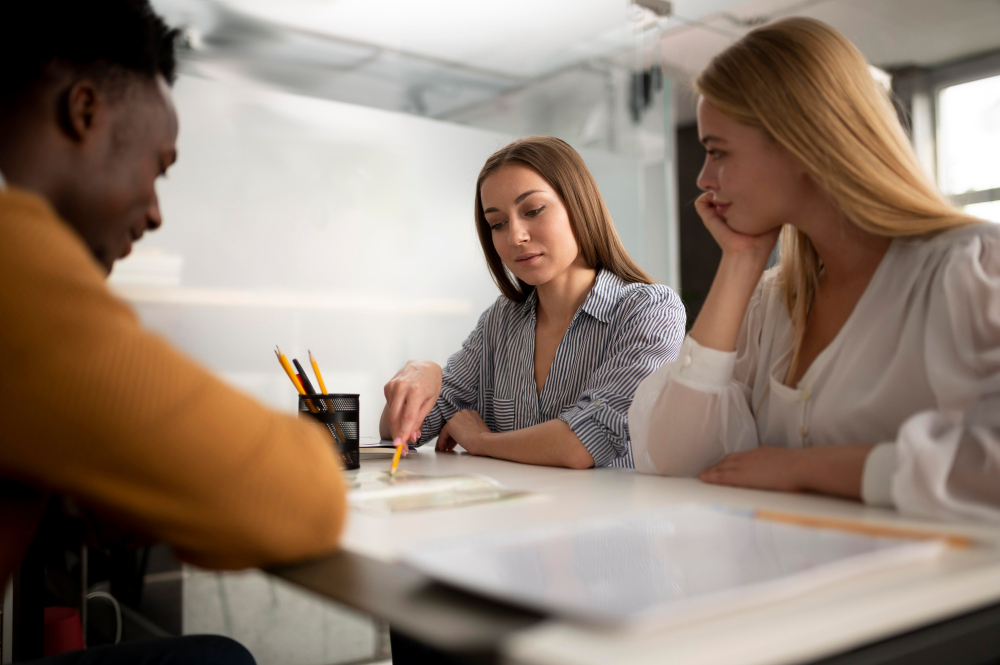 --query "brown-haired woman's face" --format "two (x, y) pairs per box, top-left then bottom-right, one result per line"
(696, 99), (809, 236)
(481, 163), (582, 287)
